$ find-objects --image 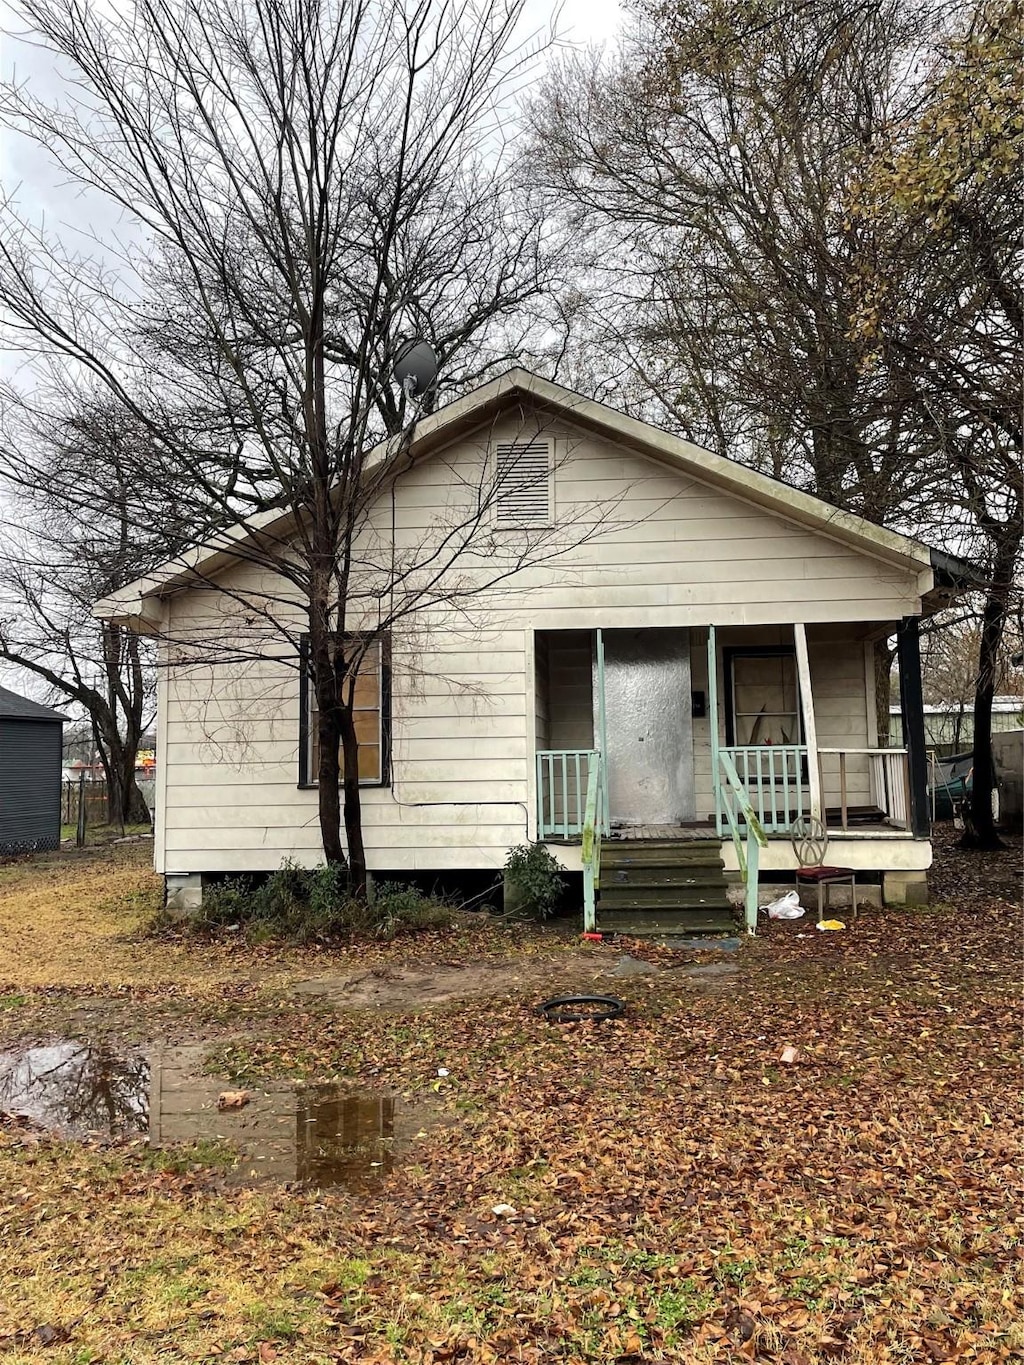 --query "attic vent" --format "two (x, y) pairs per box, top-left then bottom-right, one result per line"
(494, 440), (552, 526)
